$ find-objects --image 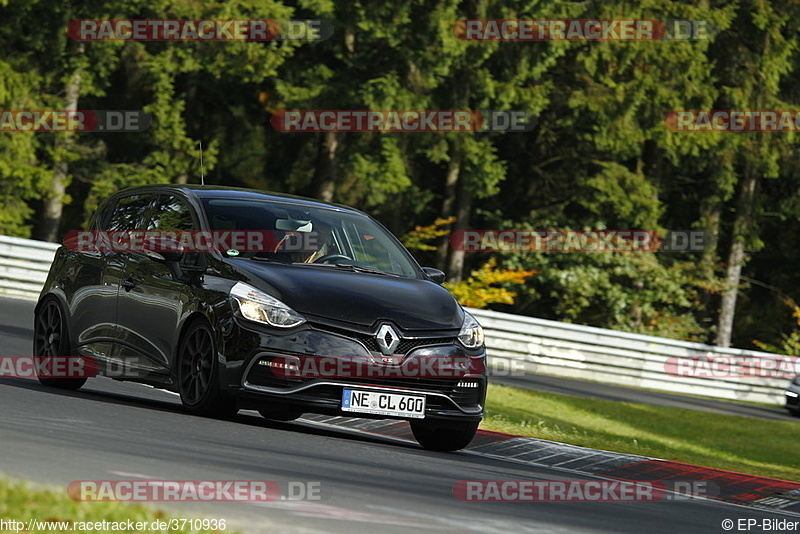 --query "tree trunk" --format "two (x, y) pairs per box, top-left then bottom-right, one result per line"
(446, 169), (471, 282)
(697, 193), (722, 340)
(312, 130), (338, 202)
(38, 49), (83, 242)
(435, 147), (463, 271)
(642, 139), (663, 195)
(699, 200), (721, 274)
(715, 167), (758, 347)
